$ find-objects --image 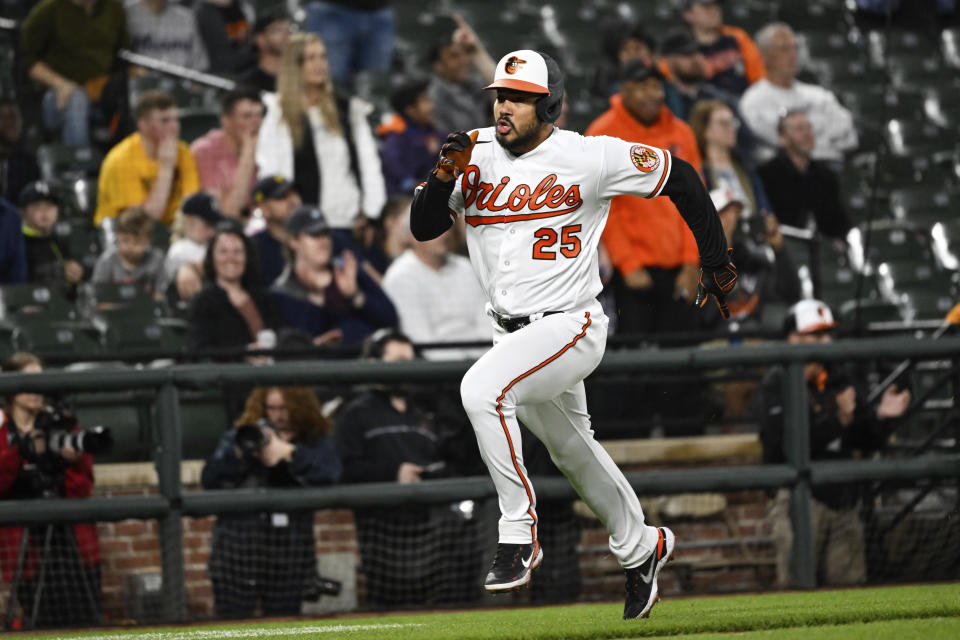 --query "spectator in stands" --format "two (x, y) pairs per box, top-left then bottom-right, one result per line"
(165, 192), (222, 302)
(740, 23), (857, 165)
(249, 175), (300, 288)
(125, 0), (209, 71)
(19, 181), (84, 289)
(236, 7), (291, 93)
(757, 109), (852, 242)
(194, 0), (256, 76)
(0, 352), (102, 627)
(382, 217), (489, 360)
(657, 29), (755, 156)
(21, 0), (129, 146)
(335, 329), (482, 605)
(187, 221), (282, 356)
(0, 98), (41, 204)
(256, 33), (386, 244)
(690, 100), (770, 219)
(272, 206), (397, 346)
(757, 299), (911, 587)
(426, 16), (497, 135)
(95, 90), (199, 229)
(191, 87), (264, 219)
(202, 385), (341, 617)
(304, 0), (394, 84)
(0, 197), (26, 284)
(91, 206), (167, 294)
(680, 0), (765, 96)
(592, 20), (657, 98)
(378, 80), (442, 196)
(702, 188), (800, 327)
(584, 61), (701, 336)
